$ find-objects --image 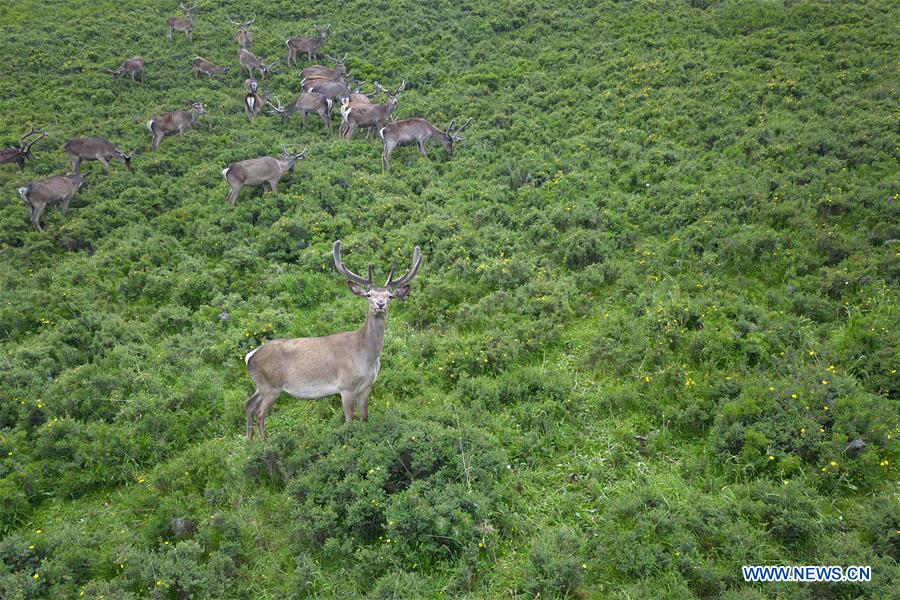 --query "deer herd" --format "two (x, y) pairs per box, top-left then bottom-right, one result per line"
(2, 5), (467, 435)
